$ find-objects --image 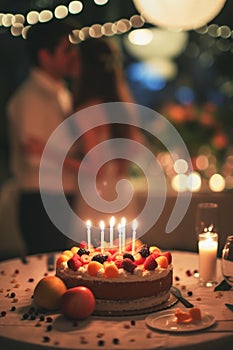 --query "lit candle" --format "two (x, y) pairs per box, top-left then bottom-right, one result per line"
(121, 217), (126, 252)
(132, 219), (137, 255)
(198, 231), (218, 285)
(118, 223), (122, 254)
(100, 220), (105, 253)
(109, 216), (115, 248)
(86, 220), (91, 251)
